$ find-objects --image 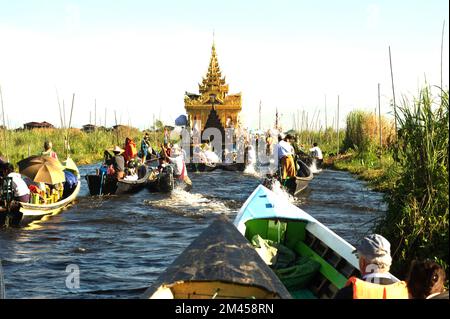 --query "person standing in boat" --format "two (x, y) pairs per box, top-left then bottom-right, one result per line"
(140, 133), (151, 163)
(104, 146), (126, 180)
(309, 142), (323, 168)
(1, 163), (31, 203)
(42, 141), (58, 160)
(335, 234), (409, 299)
(277, 134), (296, 180)
(123, 137), (138, 164)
